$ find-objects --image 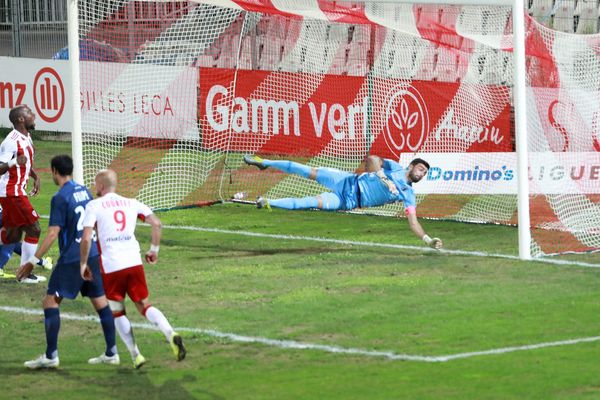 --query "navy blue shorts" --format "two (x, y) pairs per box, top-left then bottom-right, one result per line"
(47, 256), (105, 299)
